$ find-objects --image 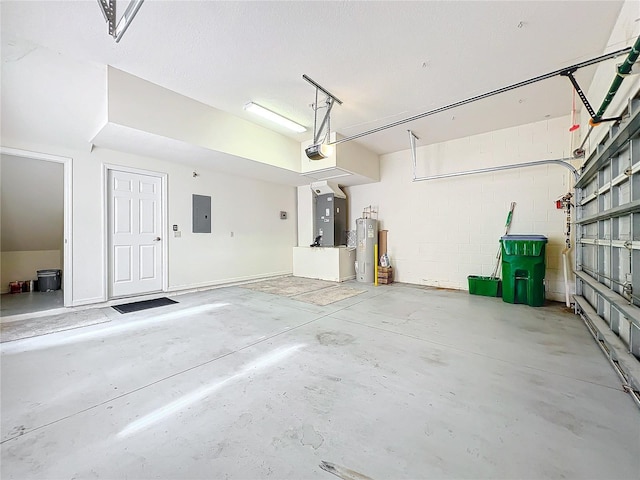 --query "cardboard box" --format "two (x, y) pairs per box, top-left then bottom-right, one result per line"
(379, 230), (388, 256)
(378, 265), (393, 283)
